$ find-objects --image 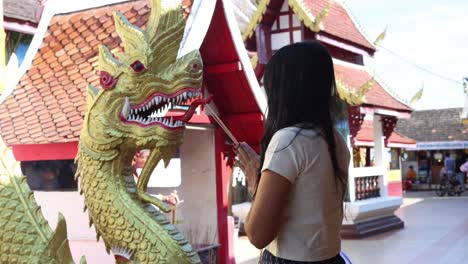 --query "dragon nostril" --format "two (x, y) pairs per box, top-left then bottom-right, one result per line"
(192, 63), (198, 70)
(100, 71), (117, 90)
(131, 60), (146, 73)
